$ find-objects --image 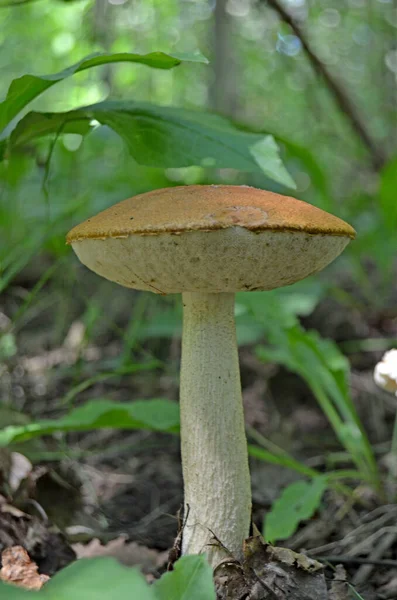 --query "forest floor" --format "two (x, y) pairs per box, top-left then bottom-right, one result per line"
(1, 267), (397, 599)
